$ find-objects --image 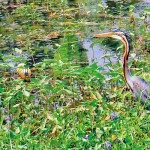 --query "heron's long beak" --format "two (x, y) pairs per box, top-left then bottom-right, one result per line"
(93, 32), (125, 44)
(94, 32), (115, 38)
